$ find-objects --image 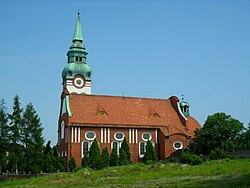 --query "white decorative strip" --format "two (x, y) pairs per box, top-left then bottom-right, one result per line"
(75, 127), (77, 143)
(78, 127), (80, 143)
(132, 129), (135, 144)
(101, 128), (103, 143)
(155, 129), (158, 144)
(108, 128), (110, 143)
(104, 128), (106, 143)
(129, 129), (131, 143)
(136, 129), (138, 144)
(71, 127), (73, 143)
